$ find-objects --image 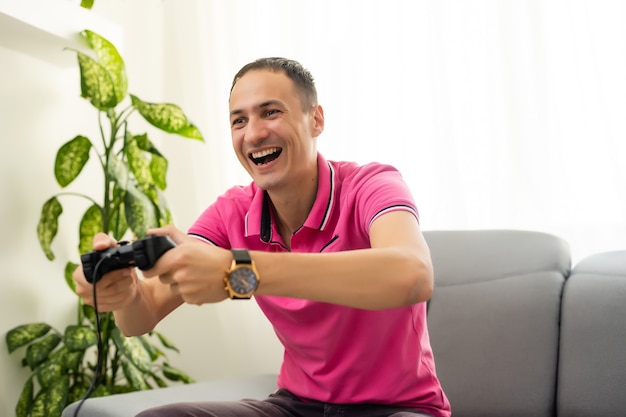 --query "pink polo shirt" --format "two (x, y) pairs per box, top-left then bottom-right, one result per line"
(188, 153), (451, 417)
